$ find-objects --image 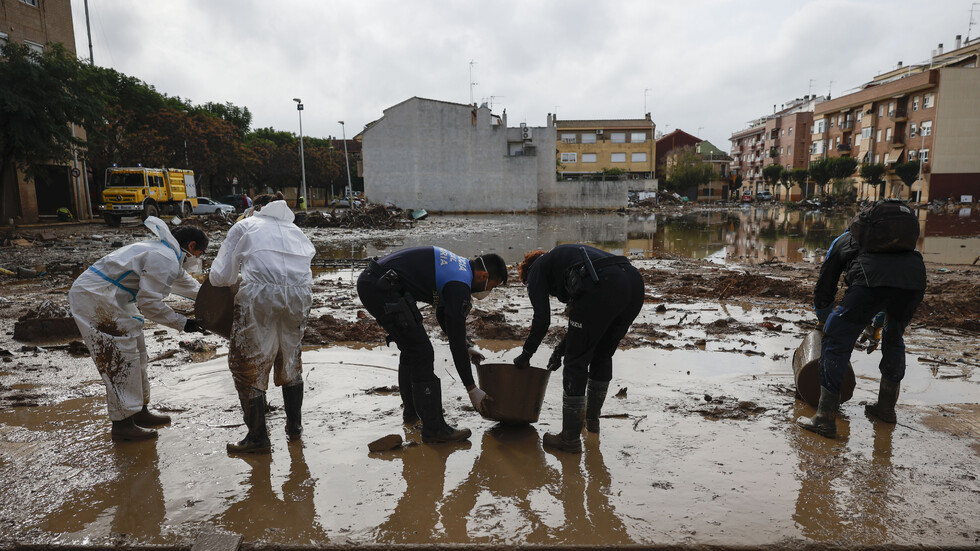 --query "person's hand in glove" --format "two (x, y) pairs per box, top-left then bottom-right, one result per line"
(467, 386), (494, 417)
(184, 318), (206, 333)
(547, 336), (567, 371)
(513, 351), (532, 370)
(467, 346), (485, 366)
